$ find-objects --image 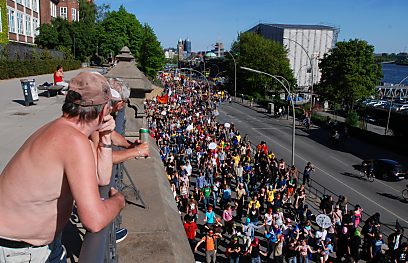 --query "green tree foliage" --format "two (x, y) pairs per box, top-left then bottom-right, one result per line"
(99, 6), (143, 58)
(317, 39), (383, 109)
(139, 24), (165, 78)
(228, 32), (295, 98)
(35, 4), (163, 76)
